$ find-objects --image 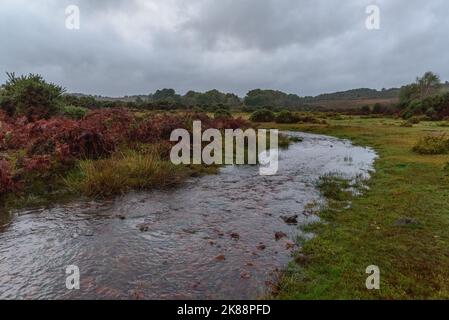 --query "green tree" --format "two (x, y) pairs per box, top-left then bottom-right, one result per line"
(399, 83), (419, 104)
(416, 71), (441, 100)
